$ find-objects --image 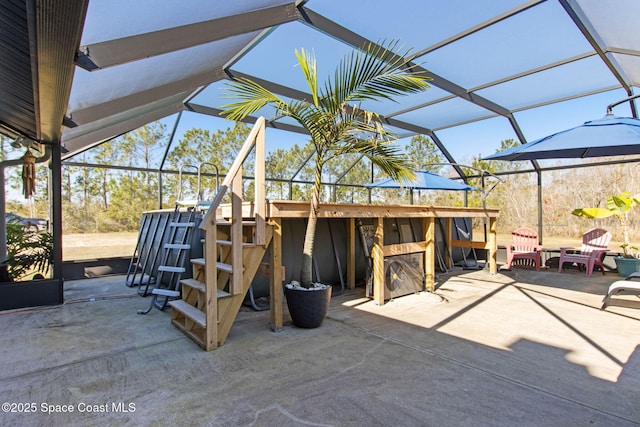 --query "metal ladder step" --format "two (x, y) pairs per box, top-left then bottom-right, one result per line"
(164, 243), (192, 250)
(151, 288), (180, 298)
(169, 221), (195, 228)
(157, 265), (186, 273)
